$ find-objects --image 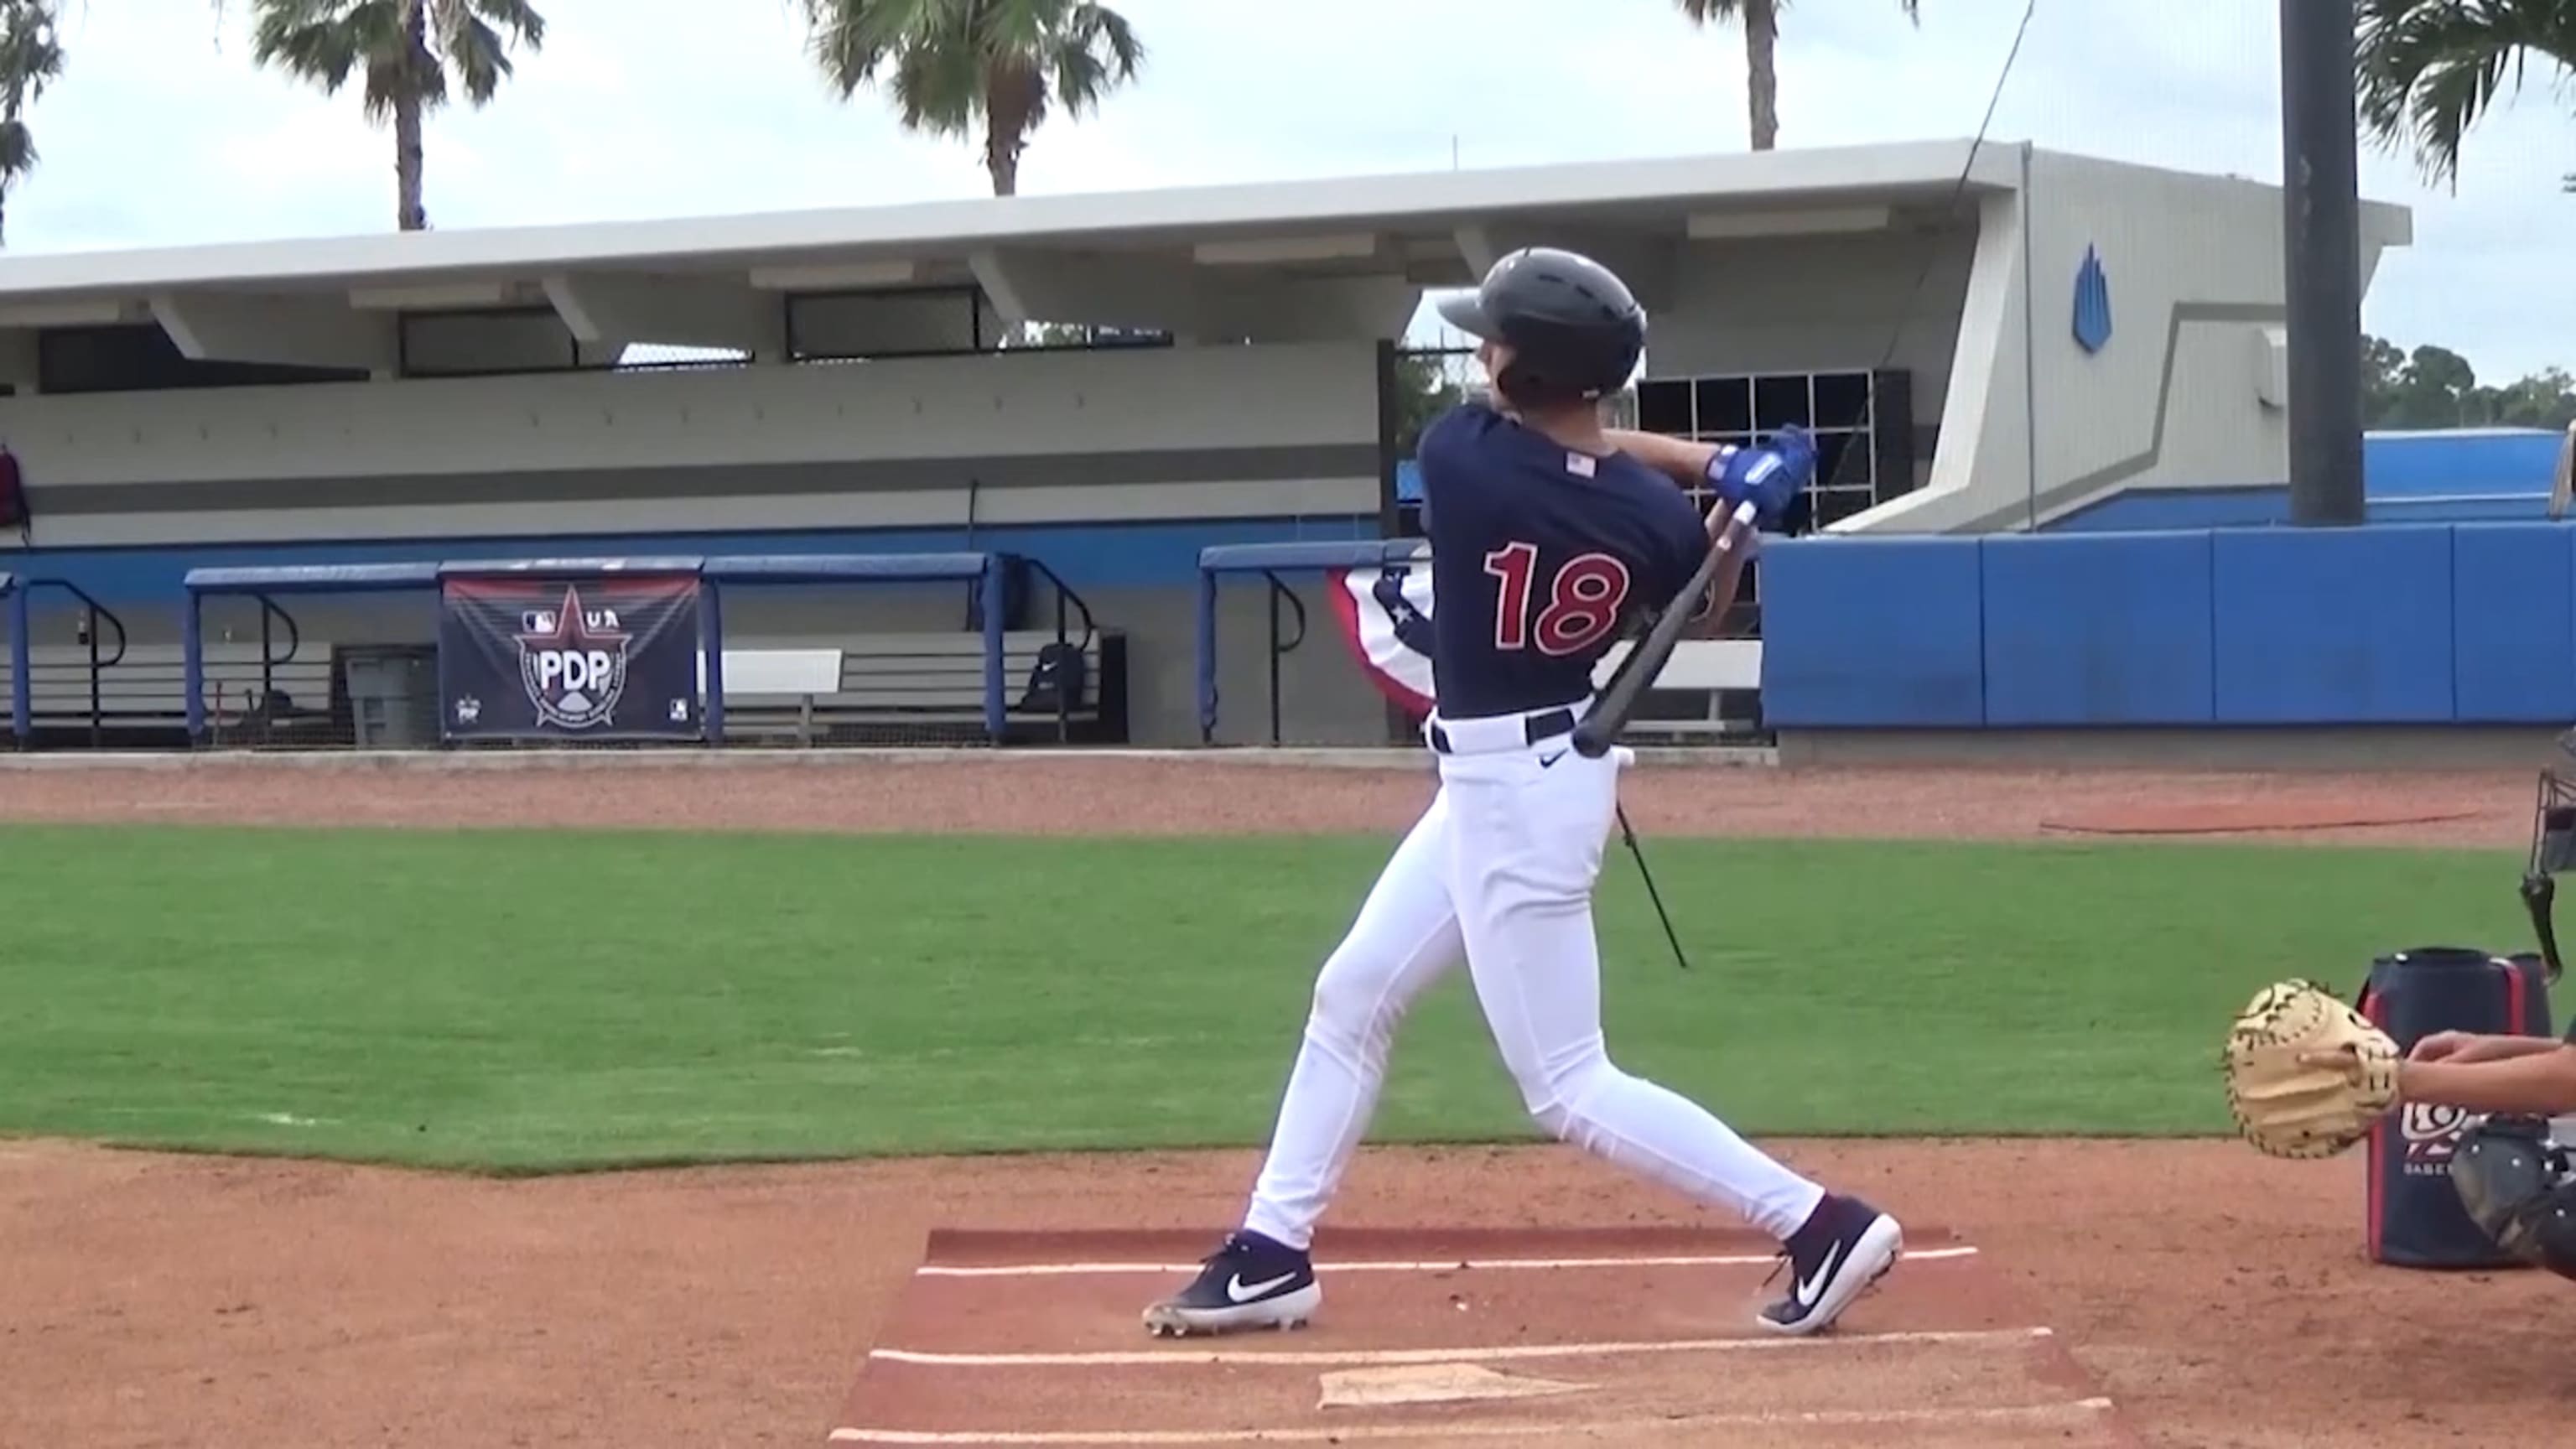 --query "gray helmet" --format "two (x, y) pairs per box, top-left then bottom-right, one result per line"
(1436, 247), (1646, 404)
